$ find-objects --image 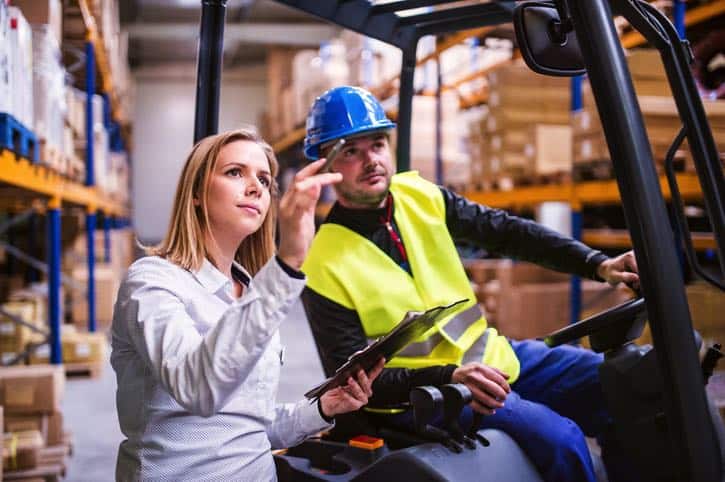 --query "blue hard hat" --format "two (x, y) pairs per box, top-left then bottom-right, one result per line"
(304, 85), (396, 160)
